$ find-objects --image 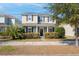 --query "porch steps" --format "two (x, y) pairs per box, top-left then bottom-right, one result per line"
(40, 36), (45, 41)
